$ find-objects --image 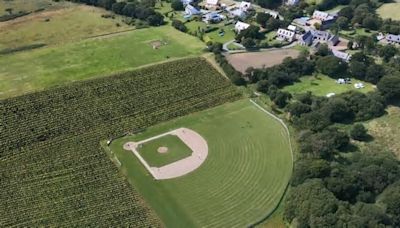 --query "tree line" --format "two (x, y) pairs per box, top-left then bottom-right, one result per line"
(66, 0), (164, 26)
